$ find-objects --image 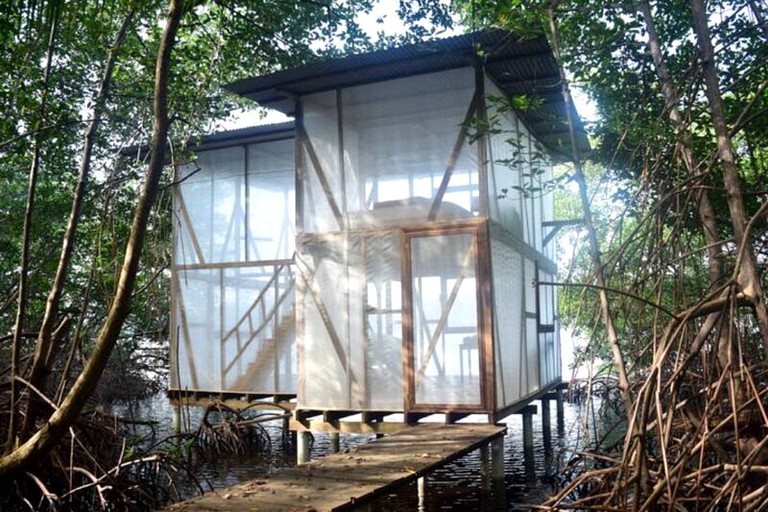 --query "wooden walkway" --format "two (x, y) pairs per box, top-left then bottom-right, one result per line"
(169, 423), (506, 511)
